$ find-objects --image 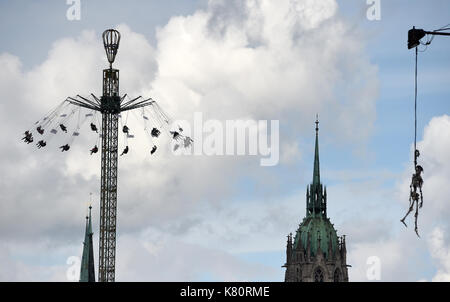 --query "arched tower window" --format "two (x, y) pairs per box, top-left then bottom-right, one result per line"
(314, 267), (324, 282)
(334, 268), (341, 282)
